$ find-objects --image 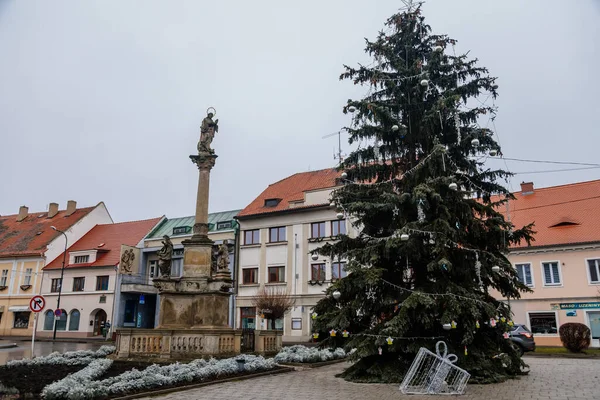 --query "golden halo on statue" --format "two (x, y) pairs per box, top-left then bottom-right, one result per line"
(207, 107), (217, 116)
